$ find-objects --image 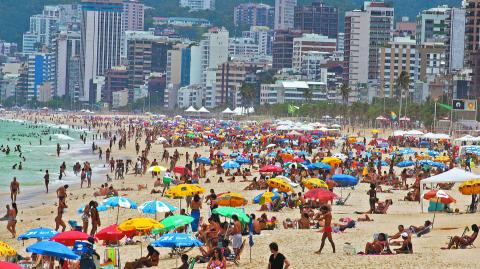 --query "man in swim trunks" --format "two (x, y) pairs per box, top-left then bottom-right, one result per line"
(315, 205), (335, 254)
(10, 177), (19, 203)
